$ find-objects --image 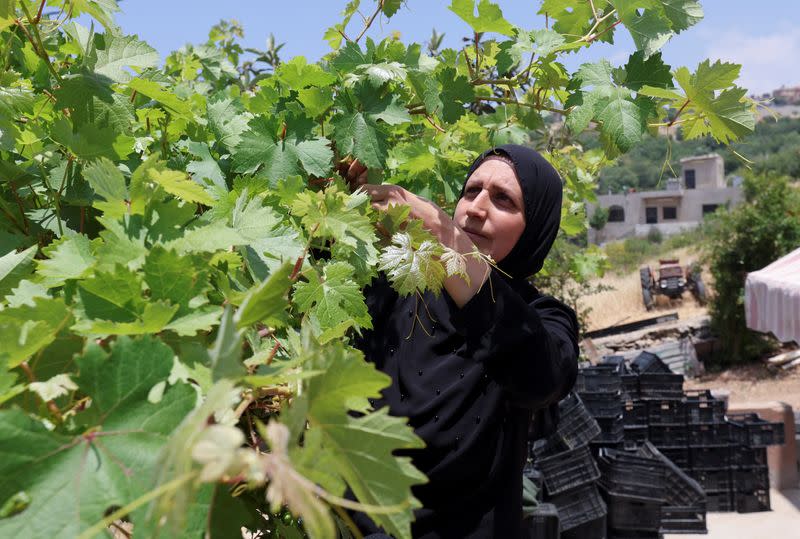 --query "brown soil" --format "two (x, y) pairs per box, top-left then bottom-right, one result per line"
(685, 361), (800, 410)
